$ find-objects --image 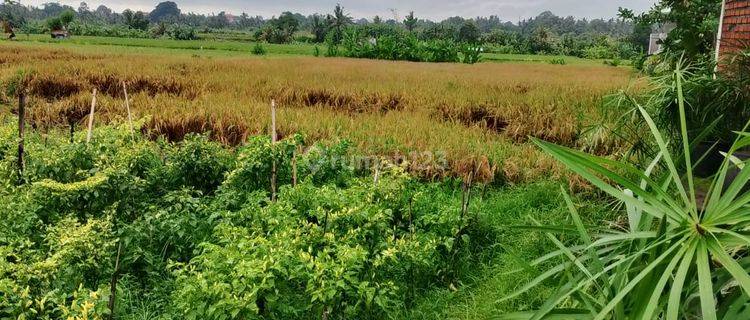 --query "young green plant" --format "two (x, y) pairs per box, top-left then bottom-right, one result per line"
(503, 67), (750, 319)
